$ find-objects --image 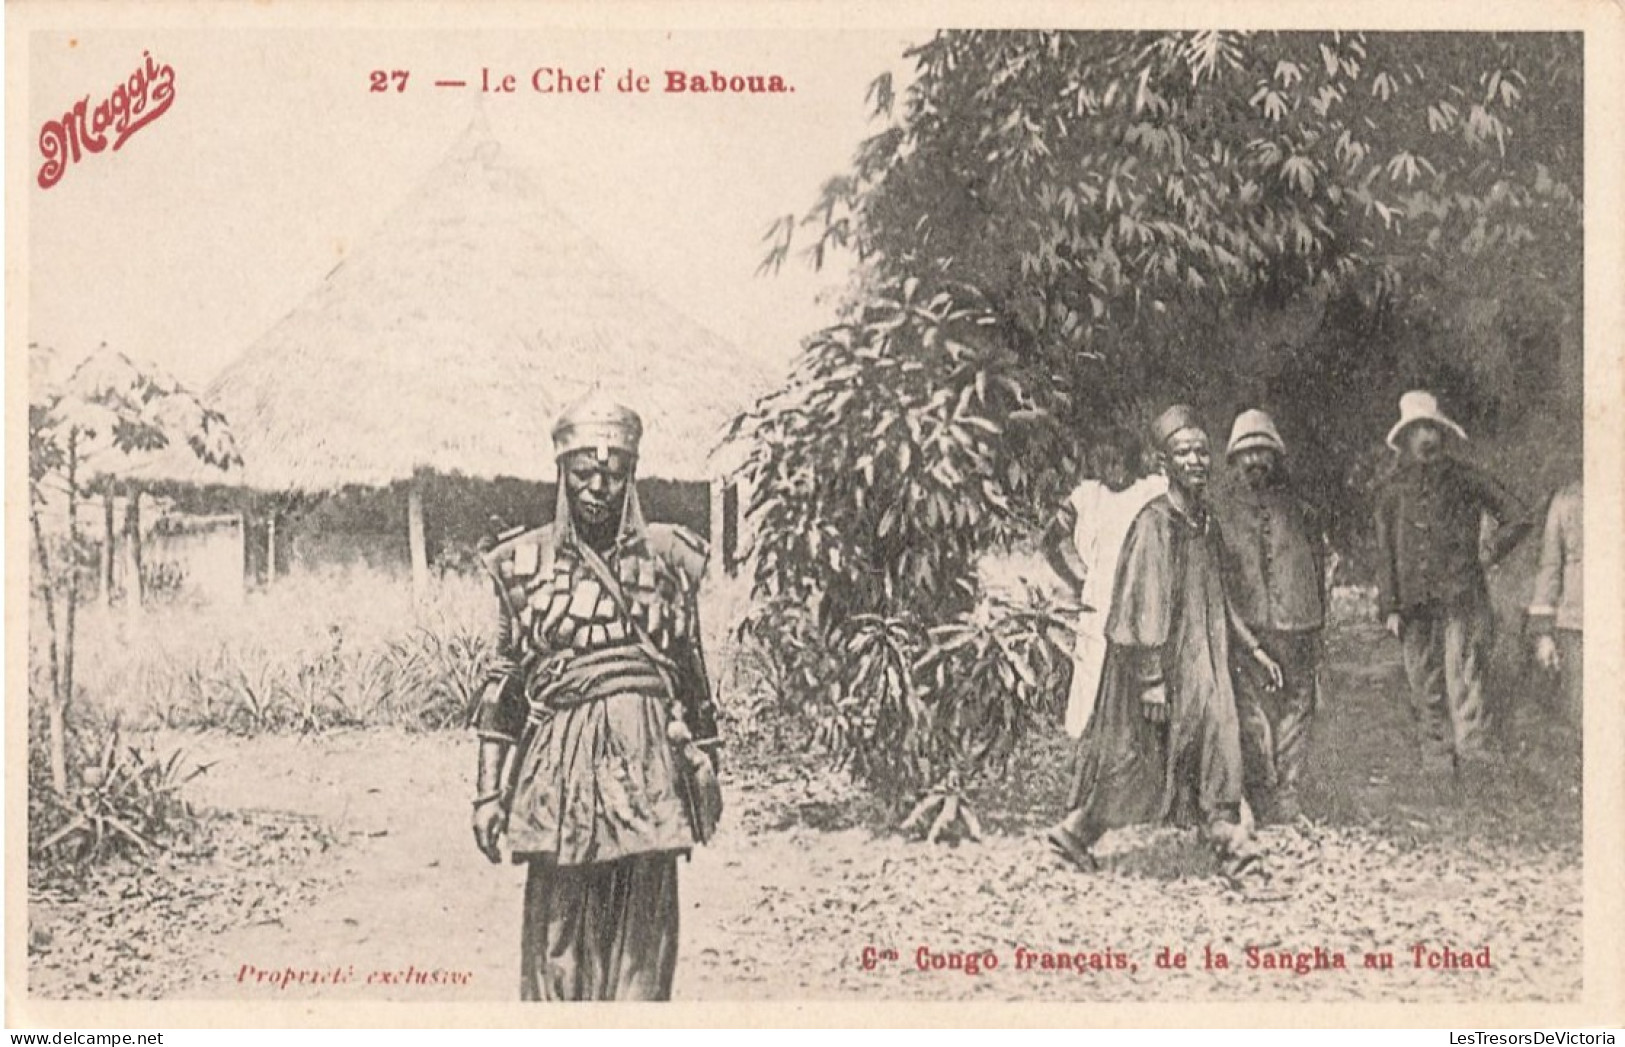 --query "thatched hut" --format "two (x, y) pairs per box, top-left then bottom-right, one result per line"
(142, 119), (773, 592)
